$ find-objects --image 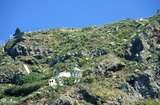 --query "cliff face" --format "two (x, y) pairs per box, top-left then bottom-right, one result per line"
(0, 14), (160, 105)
